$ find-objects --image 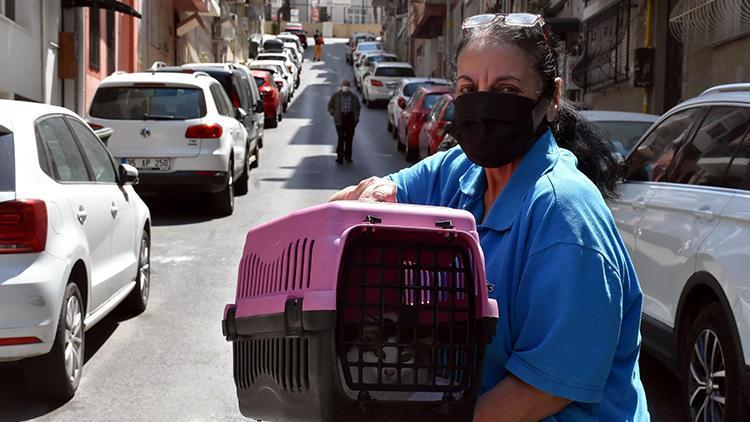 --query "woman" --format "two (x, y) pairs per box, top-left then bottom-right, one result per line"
(331, 13), (650, 421)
